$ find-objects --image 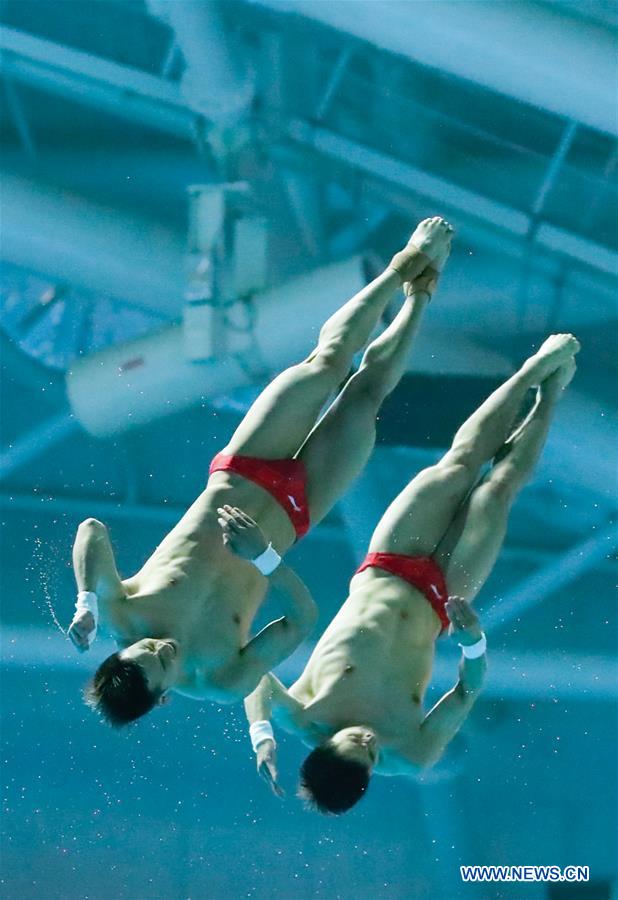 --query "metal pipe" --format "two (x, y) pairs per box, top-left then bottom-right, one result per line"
(147, 0), (252, 129)
(315, 45), (353, 122)
(1, 171), (186, 315)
